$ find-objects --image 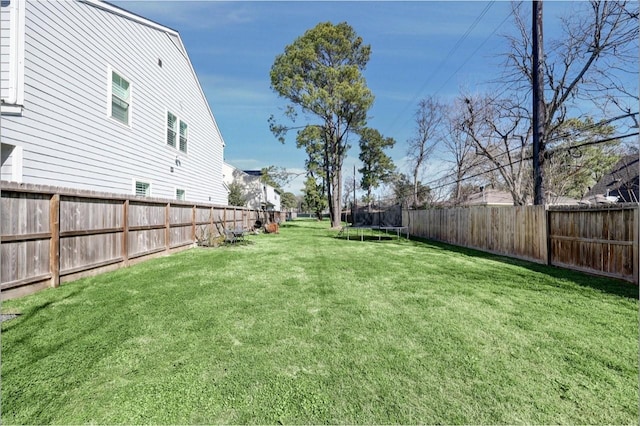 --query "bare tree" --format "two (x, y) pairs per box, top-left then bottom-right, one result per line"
(441, 99), (488, 204)
(459, 93), (532, 205)
(503, 1), (639, 202)
(407, 96), (443, 208)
